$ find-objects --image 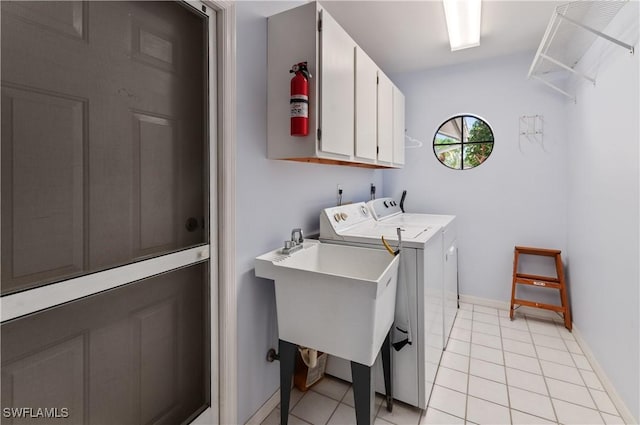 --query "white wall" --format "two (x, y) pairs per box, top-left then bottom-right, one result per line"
(236, 3), (383, 423)
(385, 52), (568, 304)
(566, 4), (639, 420)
